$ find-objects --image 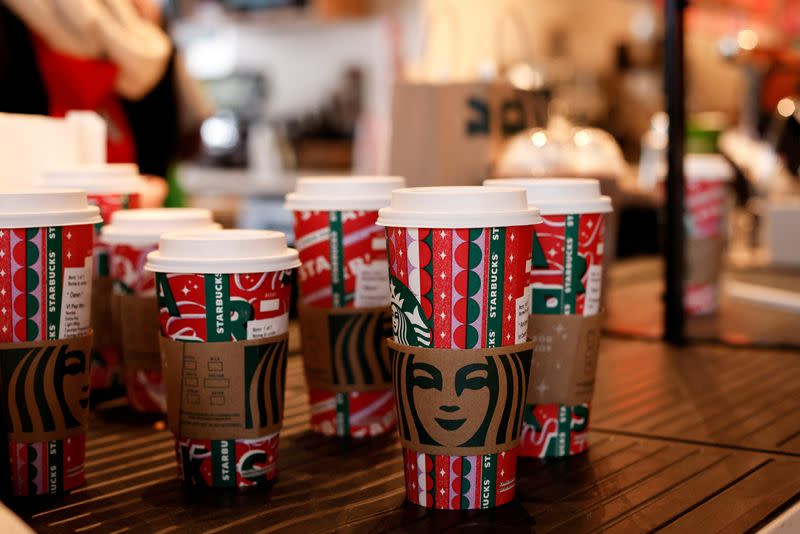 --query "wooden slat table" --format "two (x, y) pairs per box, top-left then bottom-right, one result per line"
(606, 258), (800, 347)
(7, 329), (800, 533)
